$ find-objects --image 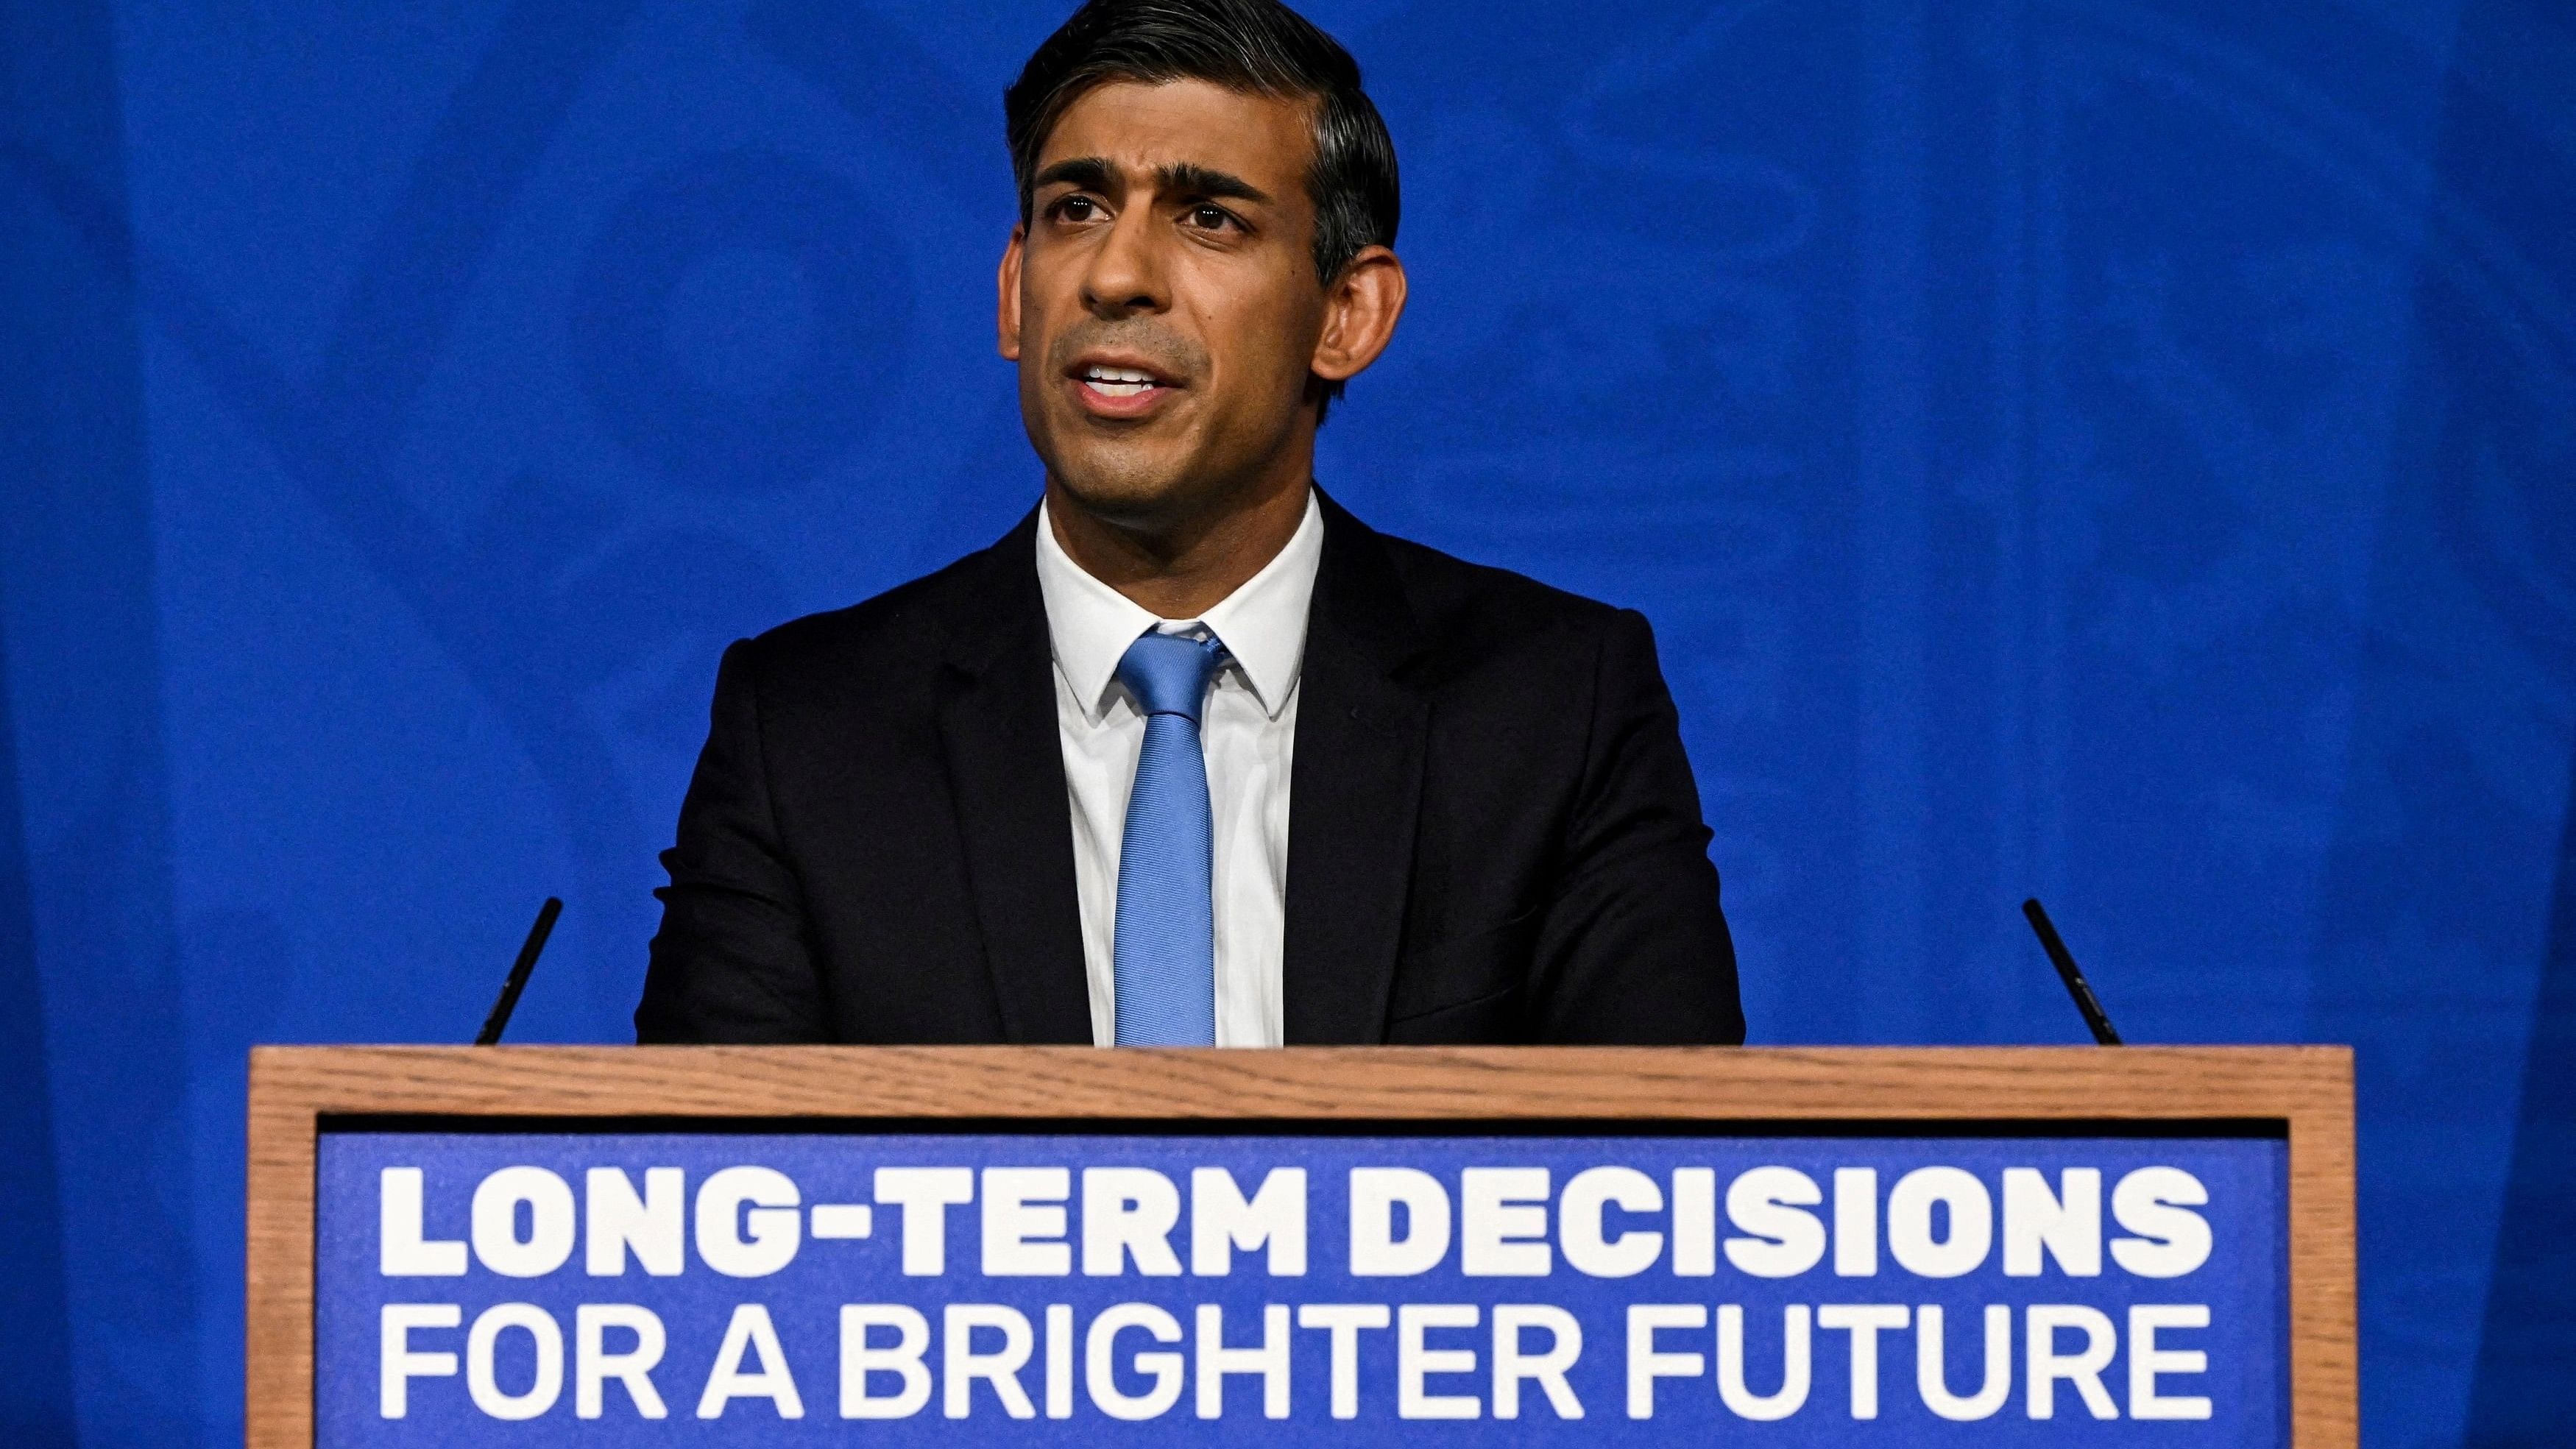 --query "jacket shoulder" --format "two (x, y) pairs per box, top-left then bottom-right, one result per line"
(729, 534), (1015, 684)
(1372, 528), (1631, 653)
